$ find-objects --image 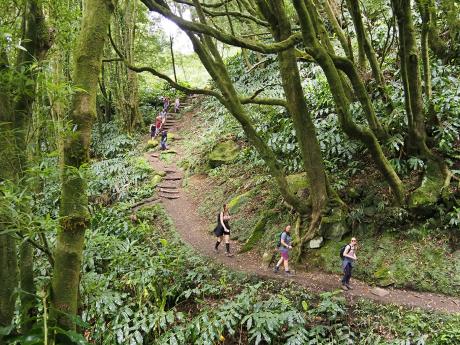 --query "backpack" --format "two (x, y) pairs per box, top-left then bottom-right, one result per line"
(339, 244), (350, 260)
(275, 232), (283, 248)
